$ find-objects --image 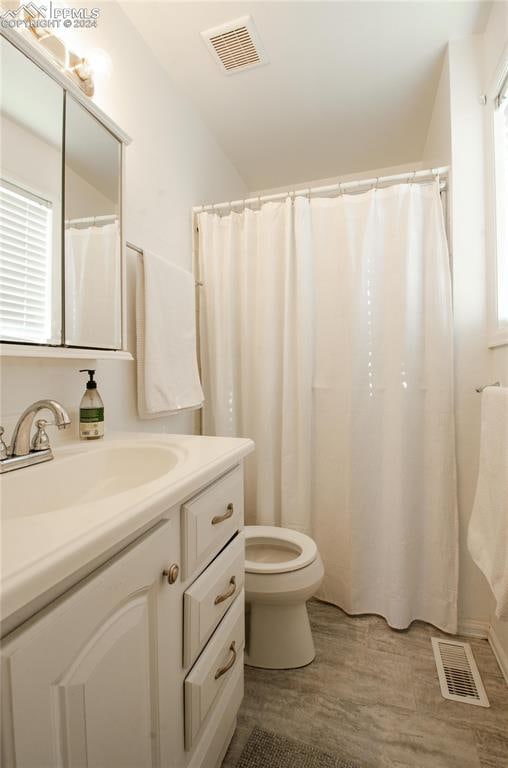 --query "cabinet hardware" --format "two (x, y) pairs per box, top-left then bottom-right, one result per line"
(211, 503), (234, 525)
(214, 576), (237, 605)
(214, 641), (237, 679)
(162, 563), (179, 584)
